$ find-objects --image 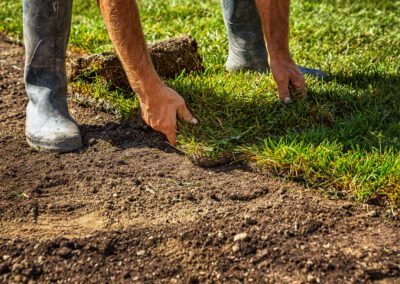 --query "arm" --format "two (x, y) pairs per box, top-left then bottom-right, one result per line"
(255, 0), (306, 101)
(98, 0), (197, 144)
